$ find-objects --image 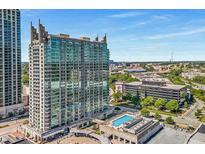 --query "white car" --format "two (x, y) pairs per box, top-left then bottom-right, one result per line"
(11, 117), (18, 121)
